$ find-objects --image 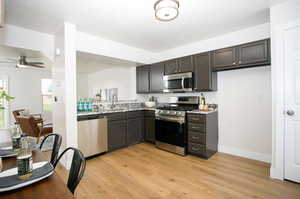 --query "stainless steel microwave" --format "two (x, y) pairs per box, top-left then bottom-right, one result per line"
(163, 72), (193, 93)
